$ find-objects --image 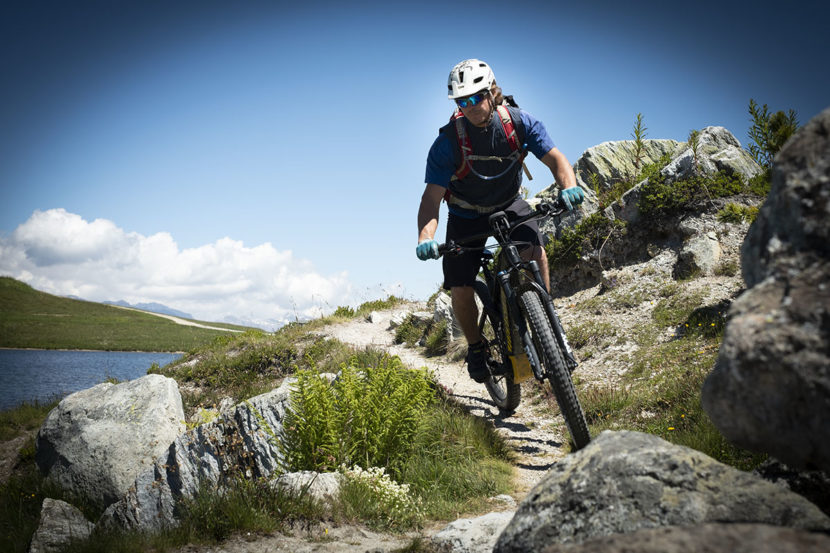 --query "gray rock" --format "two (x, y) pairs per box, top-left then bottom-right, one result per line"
(572, 139), (683, 191)
(29, 498), (94, 553)
(367, 310), (385, 324)
(676, 232), (722, 277)
(433, 292), (459, 341)
(740, 107), (830, 288)
(661, 126), (762, 184)
(534, 139), (681, 236)
(538, 523), (830, 553)
(490, 494), (517, 508)
(272, 470), (343, 503)
(411, 311), (433, 325)
(605, 127), (762, 224)
(389, 311), (409, 328)
(493, 431), (830, 552)
(702, 107), (830, 472)
(98, 378), (295, 532)
(35, 374), (185, 511)
(432, 511), (514, 553)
